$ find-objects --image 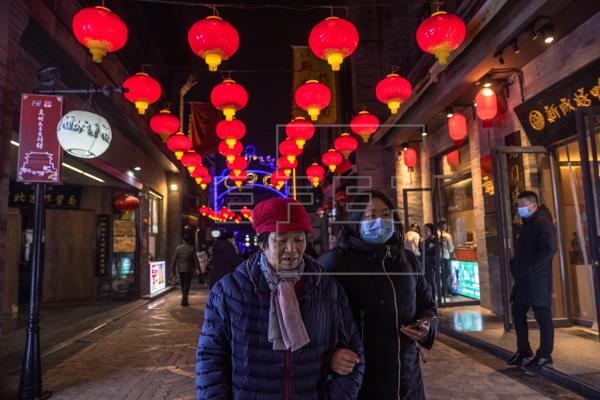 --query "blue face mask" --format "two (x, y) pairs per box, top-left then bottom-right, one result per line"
(518, 206), (533, 218)
(360, 217), (395, 244)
